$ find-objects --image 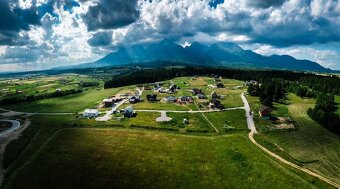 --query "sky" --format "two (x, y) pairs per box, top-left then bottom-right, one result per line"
(0, 0), (340, 72)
